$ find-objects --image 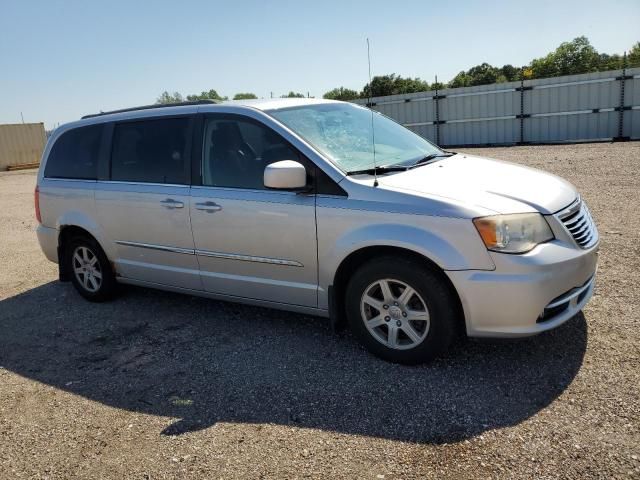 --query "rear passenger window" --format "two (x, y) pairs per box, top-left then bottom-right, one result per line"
(44, 124), (103, 180)
(111, 117), (190, 184)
